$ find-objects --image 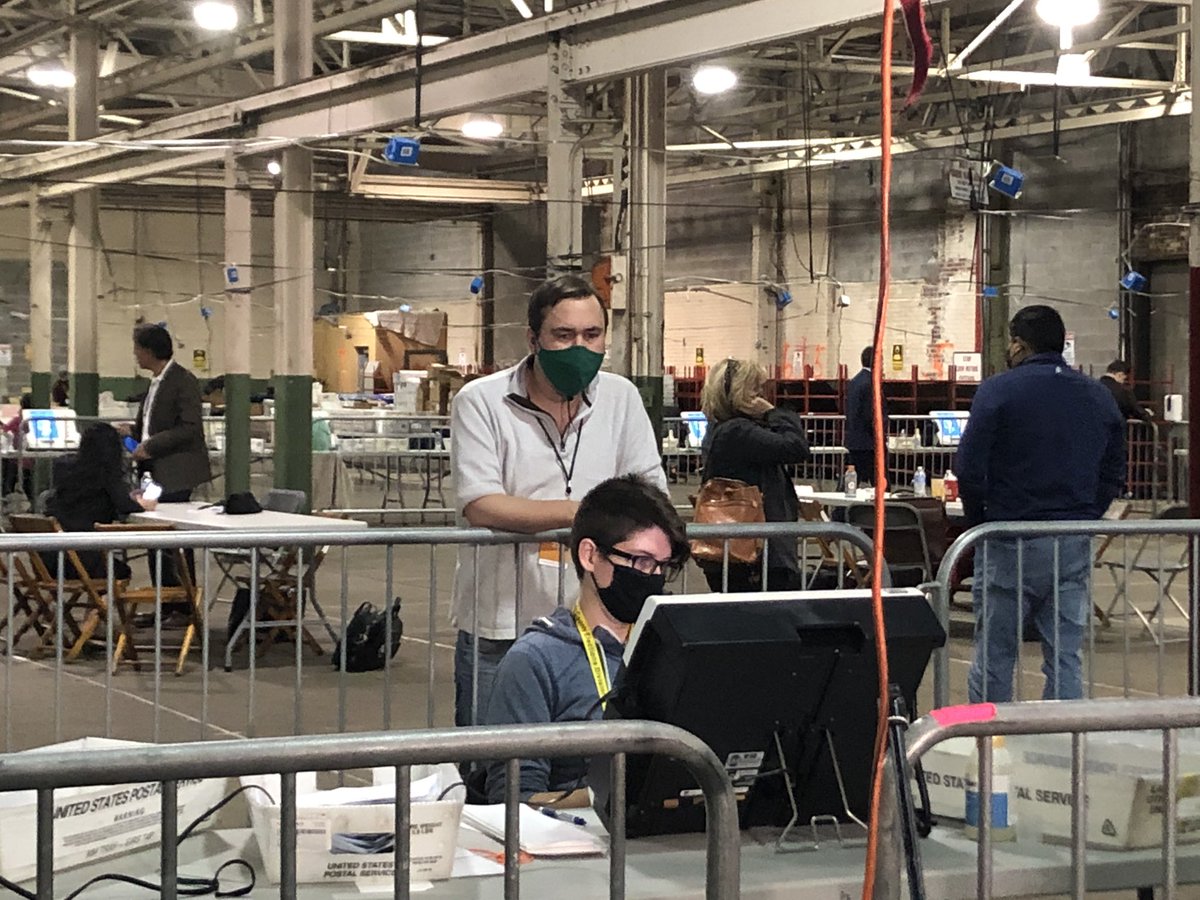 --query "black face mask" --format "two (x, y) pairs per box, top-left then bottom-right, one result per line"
(596, 564), (666, 624)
